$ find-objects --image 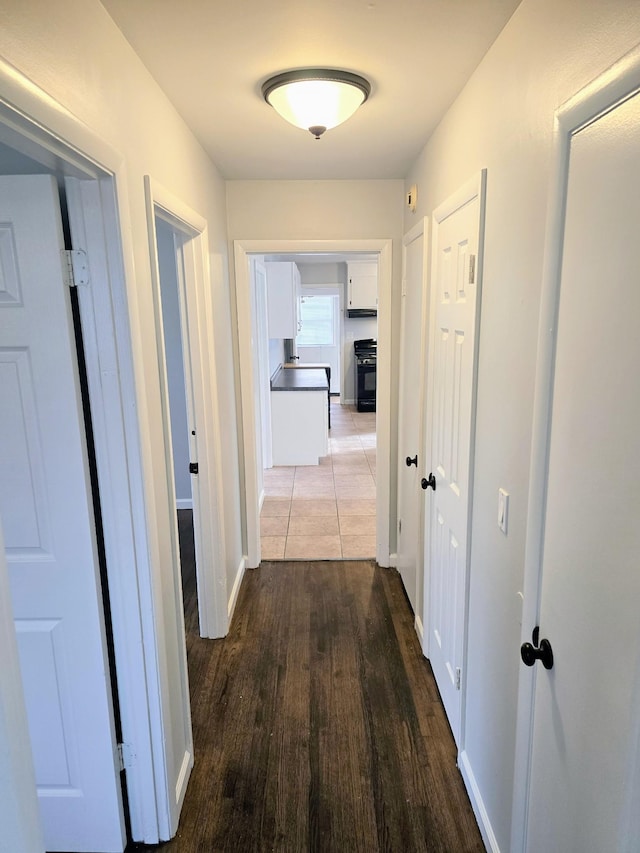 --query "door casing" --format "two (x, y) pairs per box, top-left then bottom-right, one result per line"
(397, 217), (429, 631)
(234, 239), (393, 570)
